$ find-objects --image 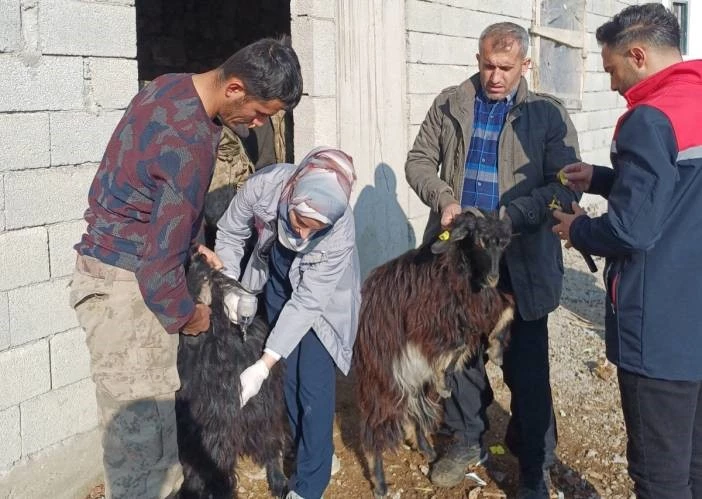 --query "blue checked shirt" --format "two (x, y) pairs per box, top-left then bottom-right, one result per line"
(461, 87), (515, 210)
